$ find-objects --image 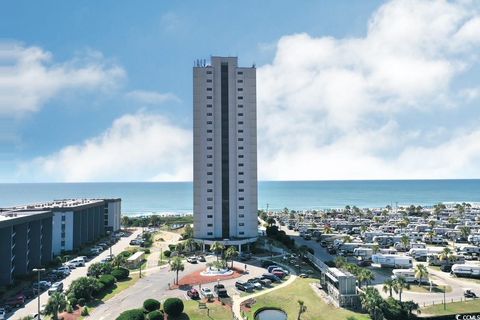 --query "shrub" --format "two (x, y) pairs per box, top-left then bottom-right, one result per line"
(99, 274), (116, 288)
(143, 299), (160, 312)
(147, 310), (163, 320)
(66, 303), (73, 313)
(142, 248), (151, 254)
(116, 308), (145, 320)
(69, 297), (78, 307)
(67, 276), (101, 300)
(119, 250), (133, 258)
(111, 267), (130, 280)
(163, 297), (184, 318)
(78, 298), (86, 306)
(81, 306), (89, 316)
(163, 250), (171, 258)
